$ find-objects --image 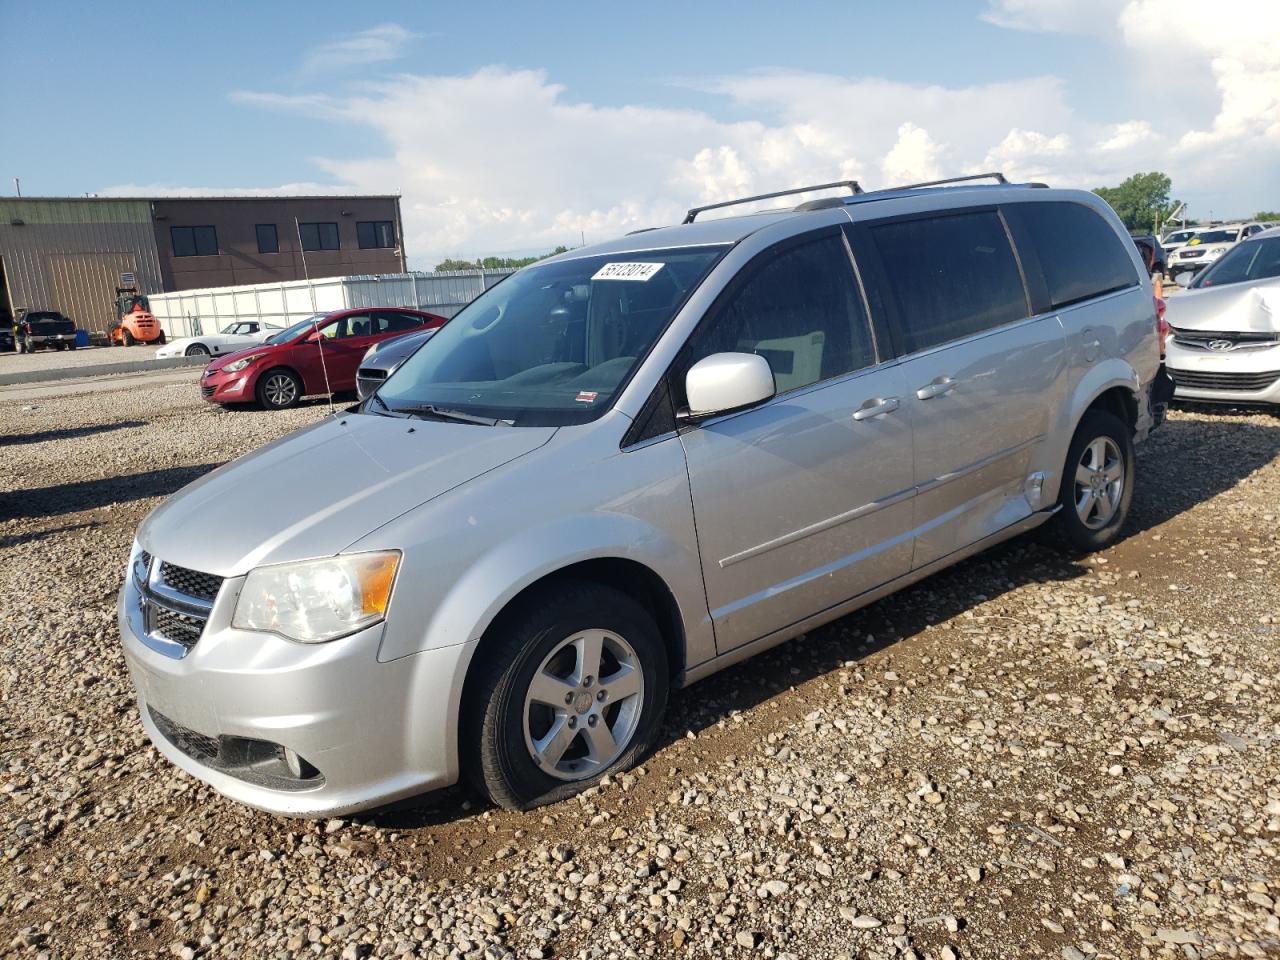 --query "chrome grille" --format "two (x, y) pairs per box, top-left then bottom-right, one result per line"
(132, 553), (222, 657)
(200, 385), (215, 399)
(1169, 368), (1280, 392)
(1170, 328), (1280, 352)
(150, 605), (205, 647)
(159, 562), (223, 603)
